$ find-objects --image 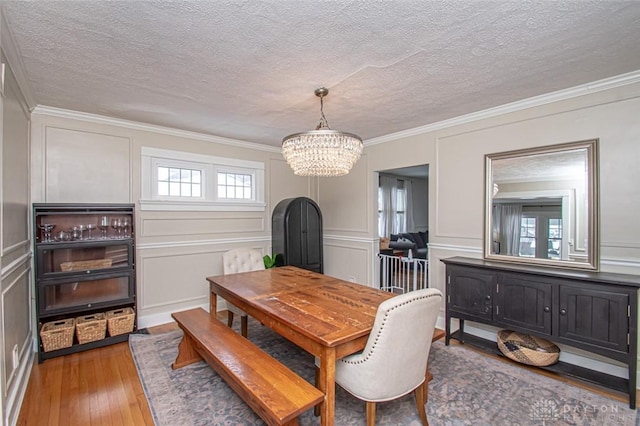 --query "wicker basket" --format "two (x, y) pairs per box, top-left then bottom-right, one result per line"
(40, 318), (75, 352)
(76, 313), (107, 344)
(105, 307), (135, 336)
(60, 259), (112, 272)
(497, 330), (560, 367)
